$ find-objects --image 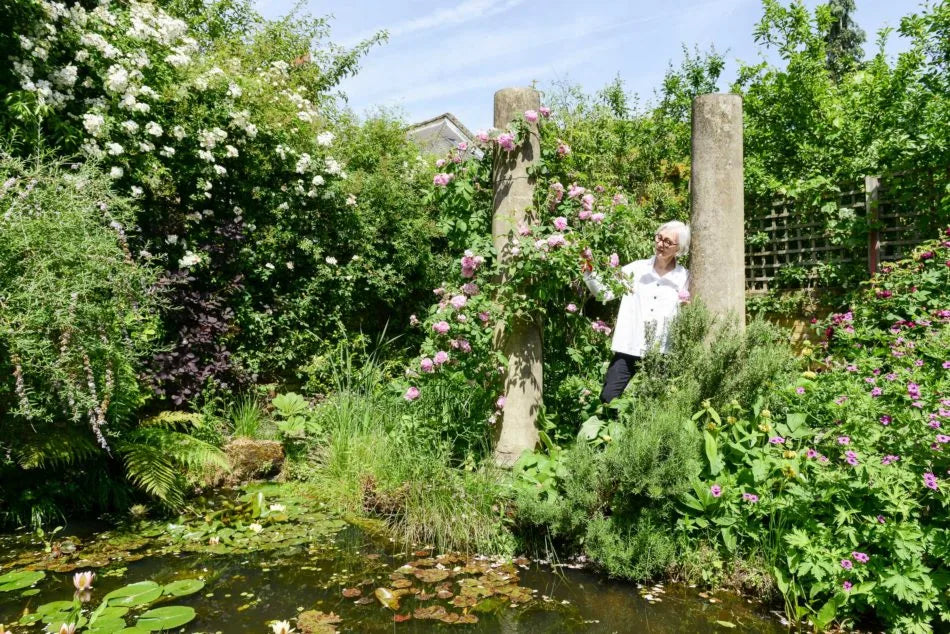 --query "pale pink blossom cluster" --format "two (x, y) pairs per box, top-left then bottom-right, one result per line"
(539, 106), (551, 118)
(460, 249), (485, 278)
(553, 216), (568, 231)
(461, 282), (479, 295)
(433, 350), (449, 365)
(609, 253), (620, 268)
(432, 321), (450, 334)
(567, 184), (585, 199)
(497, 132), (516, 151)
(420, 357), (435, 373)
(556, 140), (571, 157)
(523, 109), (538, 123)
(404, 386), (420, 401)
(591, 320), (612, 335)
(433, 172), (454, 186)
(518, 222), (533, 236)
(551, 182), (565, 203)
(450, 294), (467, 309)
(450, 338), (472, 353)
